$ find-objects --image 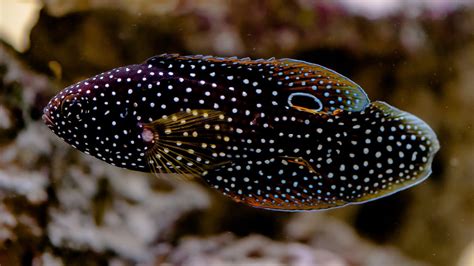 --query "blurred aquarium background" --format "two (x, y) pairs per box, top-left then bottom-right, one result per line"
(0, 0), (473, 265)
